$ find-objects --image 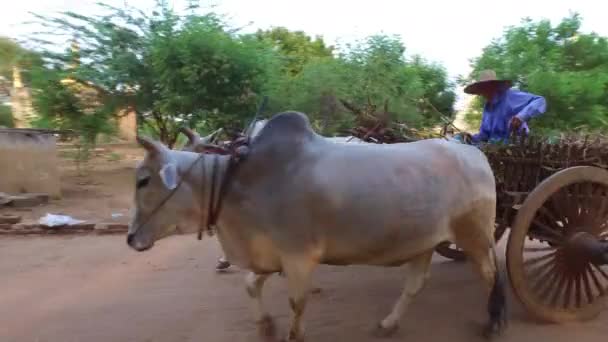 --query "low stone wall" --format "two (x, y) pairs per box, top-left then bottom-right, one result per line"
(0, 218), (128, 236)
(0, 129), (61, 198)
